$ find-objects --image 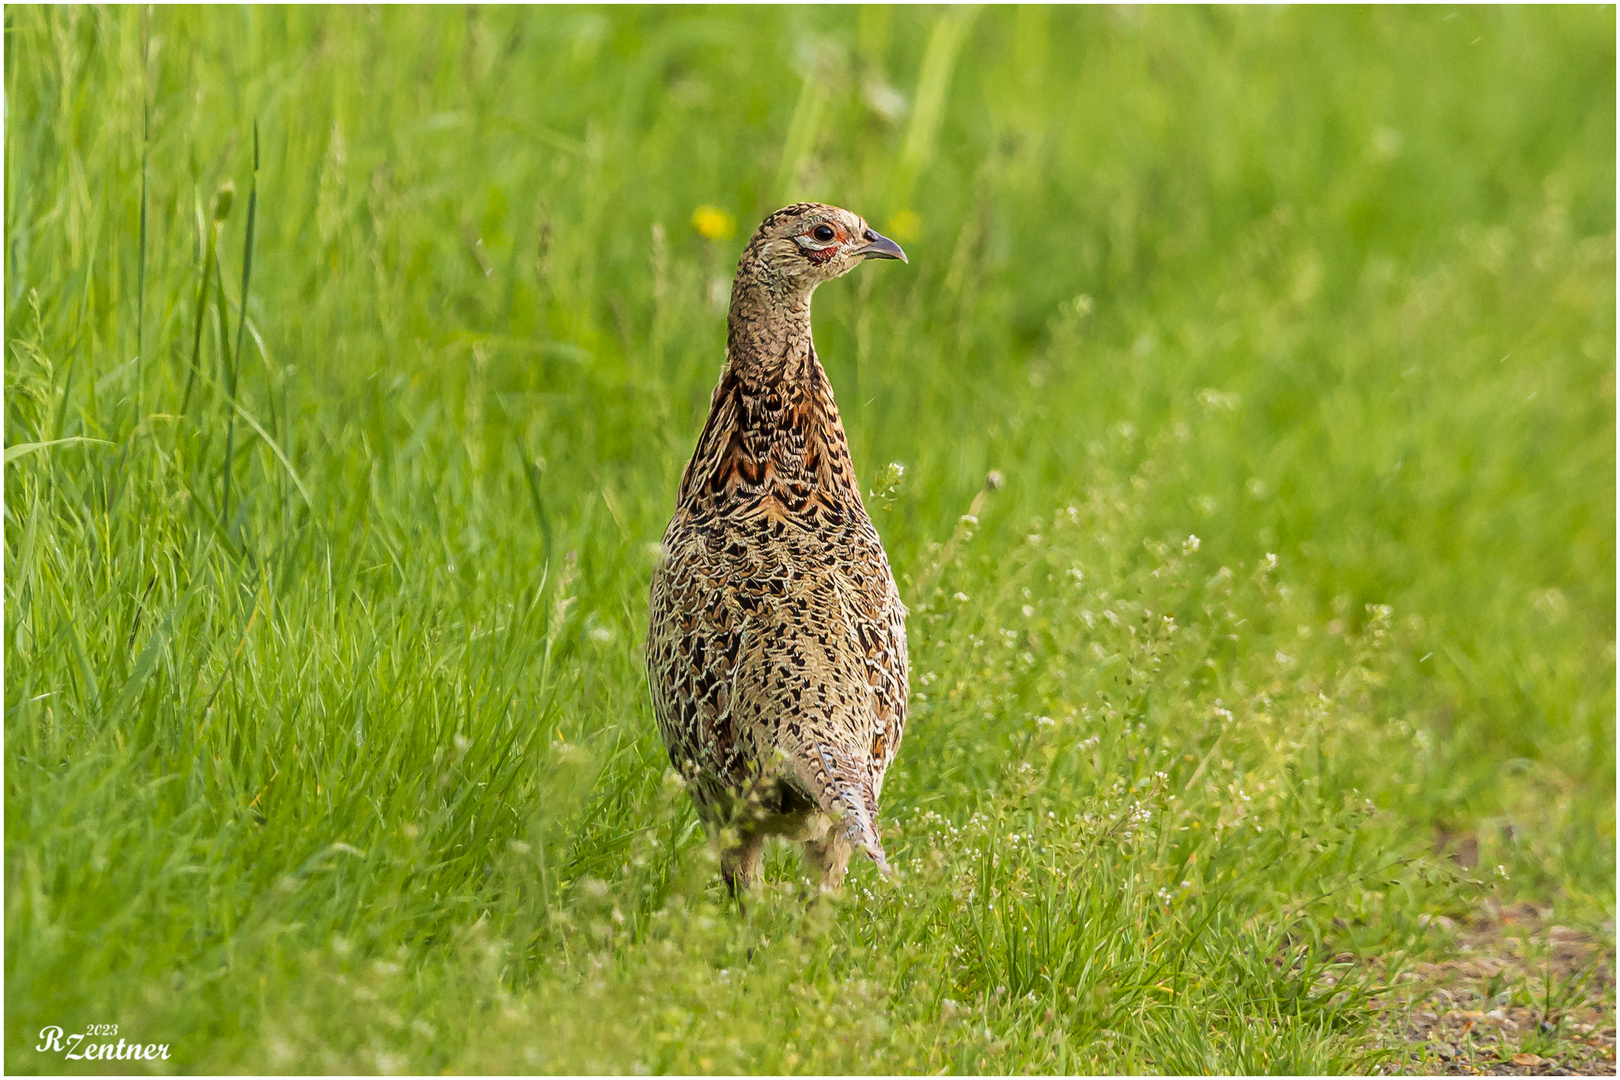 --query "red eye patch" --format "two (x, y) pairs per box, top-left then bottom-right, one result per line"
(803, 223), (842, 262)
